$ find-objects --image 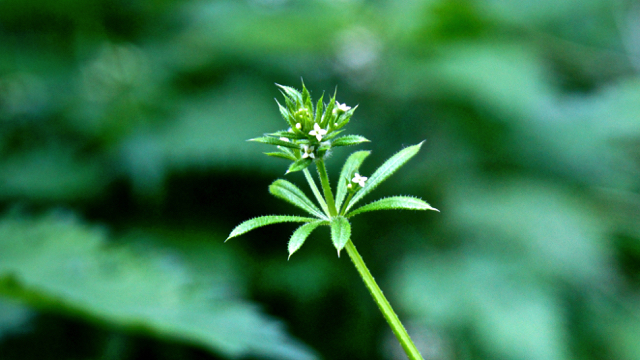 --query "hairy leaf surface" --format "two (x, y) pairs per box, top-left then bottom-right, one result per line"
(227, 215), (317, 240)
(286, 158), (313, 173)
(288, 220), (326, 258)
(331, 135), (370, 148)
(345, 142), (423, 213)
(330, 216), (351, 256)
(269, 179), (327, 219)
(249, 136), (300, 149)
(264, 152), (296, 161)
(346, 196), (439, 218)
